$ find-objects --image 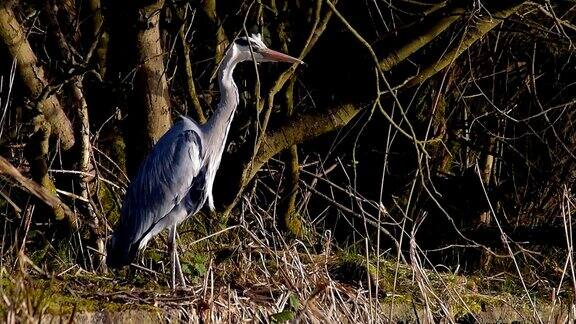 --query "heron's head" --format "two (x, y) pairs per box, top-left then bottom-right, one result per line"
(232, 33), (303, 64)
